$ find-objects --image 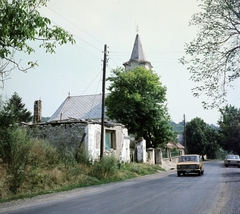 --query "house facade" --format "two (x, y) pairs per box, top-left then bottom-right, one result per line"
(32, 120), (130, 162)
(35, 93), (130, 162)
